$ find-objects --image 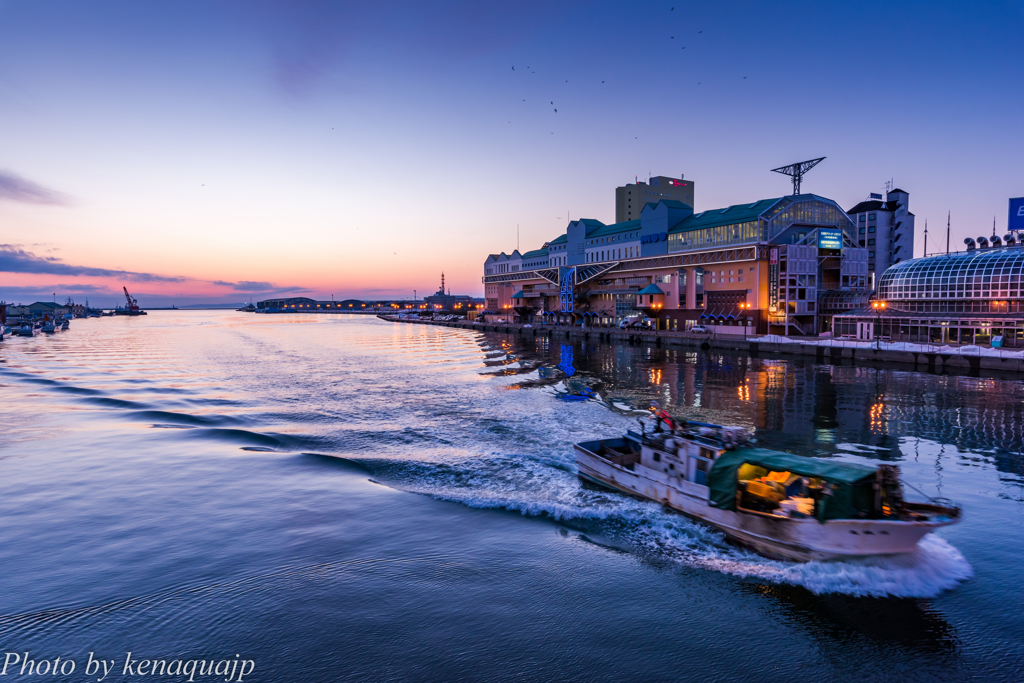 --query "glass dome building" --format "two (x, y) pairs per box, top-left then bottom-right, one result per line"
(834, 247), (1024, 347)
